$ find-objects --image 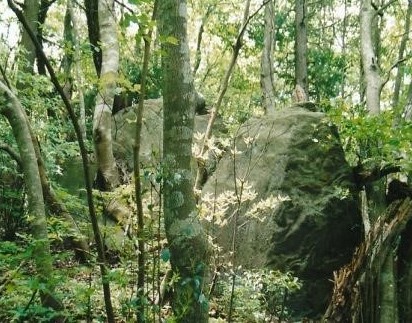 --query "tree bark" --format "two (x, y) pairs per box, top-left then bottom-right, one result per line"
(392, 0), (412, 108)
(0, 81), (63, 315)
(36, 0), (53, 75)
(360, 0), (381, 115)
(18, 0), (40, 75)
(68, 0), (87, 139)
(260, 0), (276, 115)
(158, 1), (209, 321)
(133, 1), (158, 321)
(324, 199), (412, 322)
(93, 0), (120, 191)
(84, 0), (101, 76)
(295, 0), (308, 97)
